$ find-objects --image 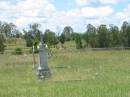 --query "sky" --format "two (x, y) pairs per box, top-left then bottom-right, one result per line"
(0, 0), (130, 32)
